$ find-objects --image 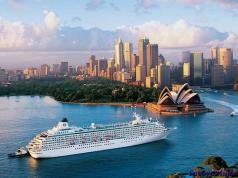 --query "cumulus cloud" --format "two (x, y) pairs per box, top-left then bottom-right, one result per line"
(215, 0), (238, 9)
(0, 11), (237, 54)
(43, 10), (60, 31)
